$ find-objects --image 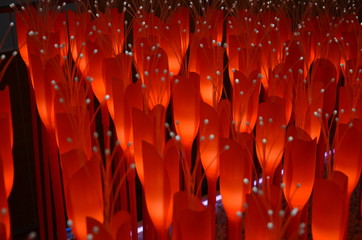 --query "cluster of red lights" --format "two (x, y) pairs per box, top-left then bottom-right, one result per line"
(0, 0), (361, 239)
